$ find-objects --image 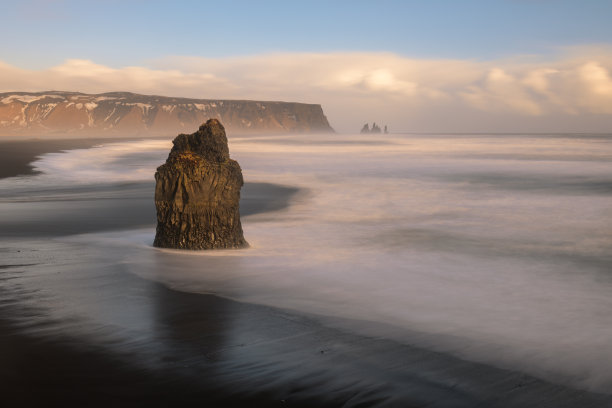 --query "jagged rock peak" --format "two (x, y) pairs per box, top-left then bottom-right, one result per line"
(359, 122), (387, 134)
(169, 118), (229, 163)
